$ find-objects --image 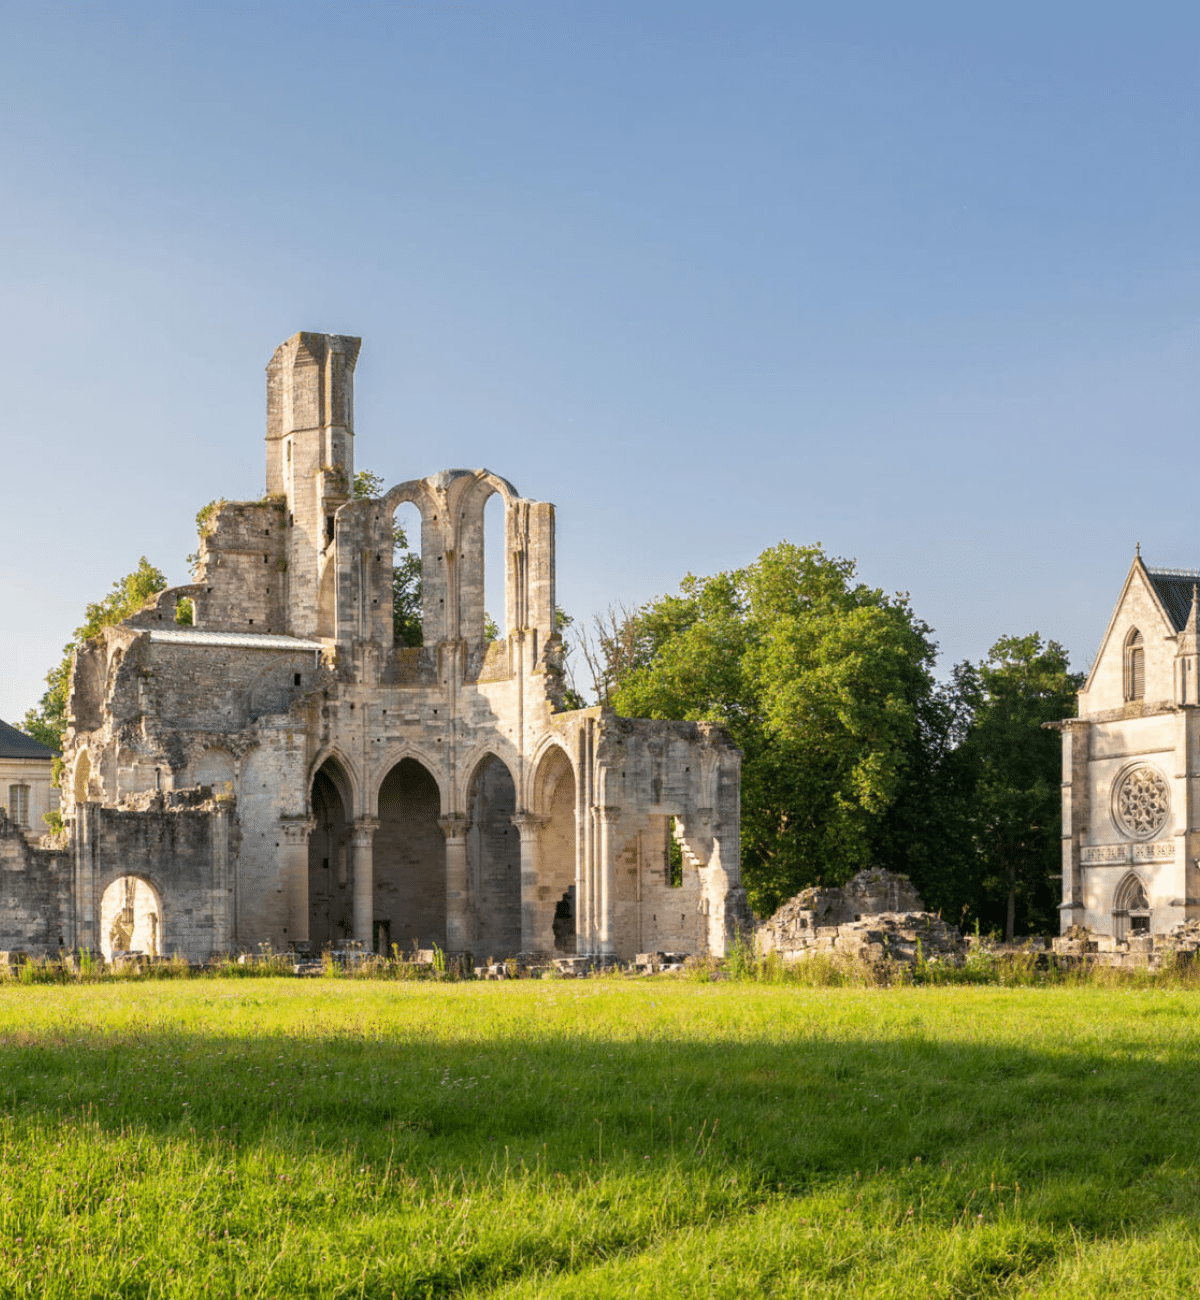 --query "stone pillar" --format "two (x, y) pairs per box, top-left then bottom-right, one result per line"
(595, 806), (620, 957)
(440, 815), (471, 956)
(279, 816), (314, 947)
(210, 801), (234, 957)
(512, 814), (547, 955)
(350, 817), (378, 948)
(1059, 719), (1089, 933)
